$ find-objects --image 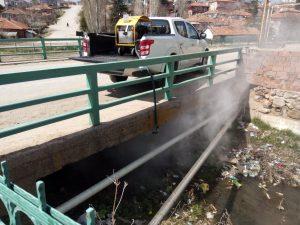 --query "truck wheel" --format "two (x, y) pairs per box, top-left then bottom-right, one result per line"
(109, 75), (128, 83)
(117, 47), (125, 56)
(200, 49), (209, 73)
